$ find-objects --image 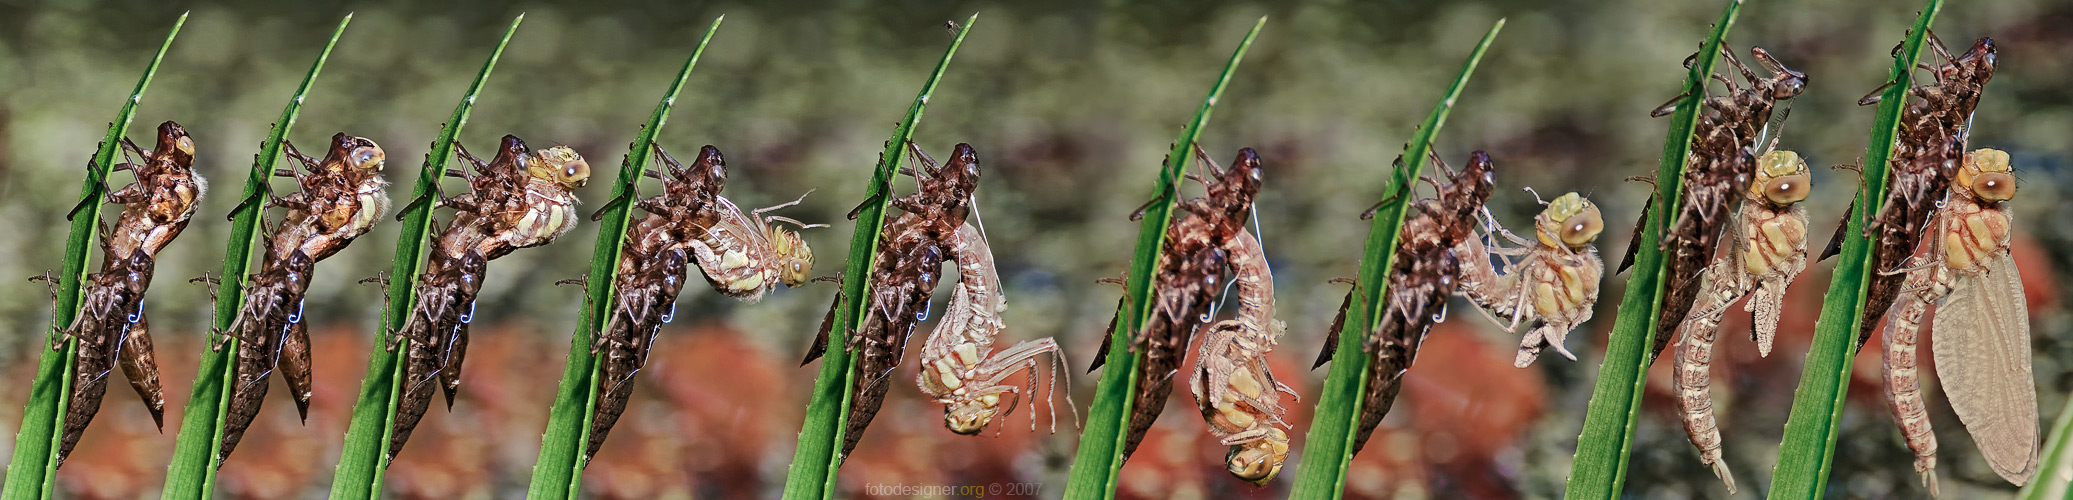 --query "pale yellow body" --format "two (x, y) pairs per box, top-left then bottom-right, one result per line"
(1881, 148), (2036, 494)
(915, 222), (1073, 437)
(1456, 193), (1604, 368)
(1673, 150), (1811, 493)
(688, 195), (815, 302)
(1189, 231), (1294, 484)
